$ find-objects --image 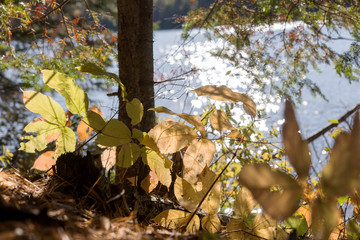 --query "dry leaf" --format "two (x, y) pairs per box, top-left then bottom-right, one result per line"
(183, 139), (216, 184)
(201, 214), (221, 233)
(140, 171), (159, 193)
(192, 85), (256, 117)
(283, 100), (311, 180)
(209, 109), (234, 131)
(238, 163), (302, 220)
(234, 187), (257, 218)
(32, 151), (55, 171)
(148, 120), (199, 154)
